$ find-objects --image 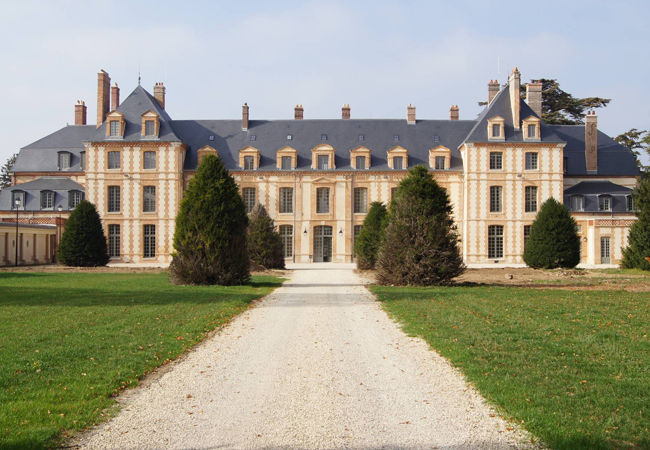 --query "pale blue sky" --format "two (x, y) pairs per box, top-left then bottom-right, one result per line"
(1, 0), (648, 165)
